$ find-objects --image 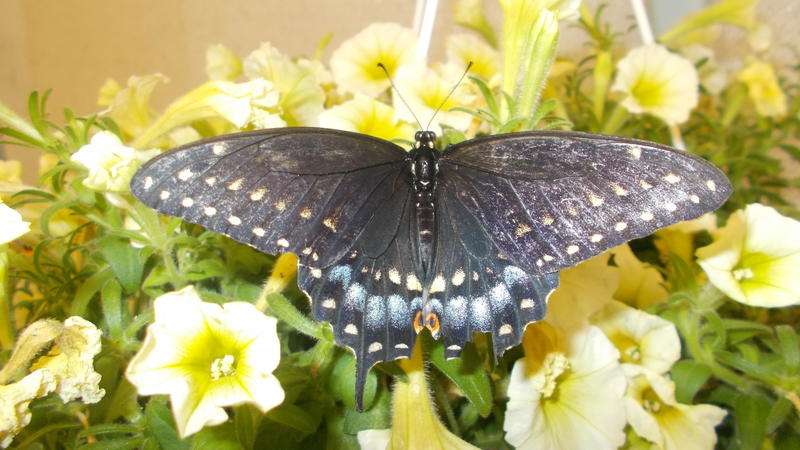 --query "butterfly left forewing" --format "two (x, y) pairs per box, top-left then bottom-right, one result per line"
(440, 130), (732, 274)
